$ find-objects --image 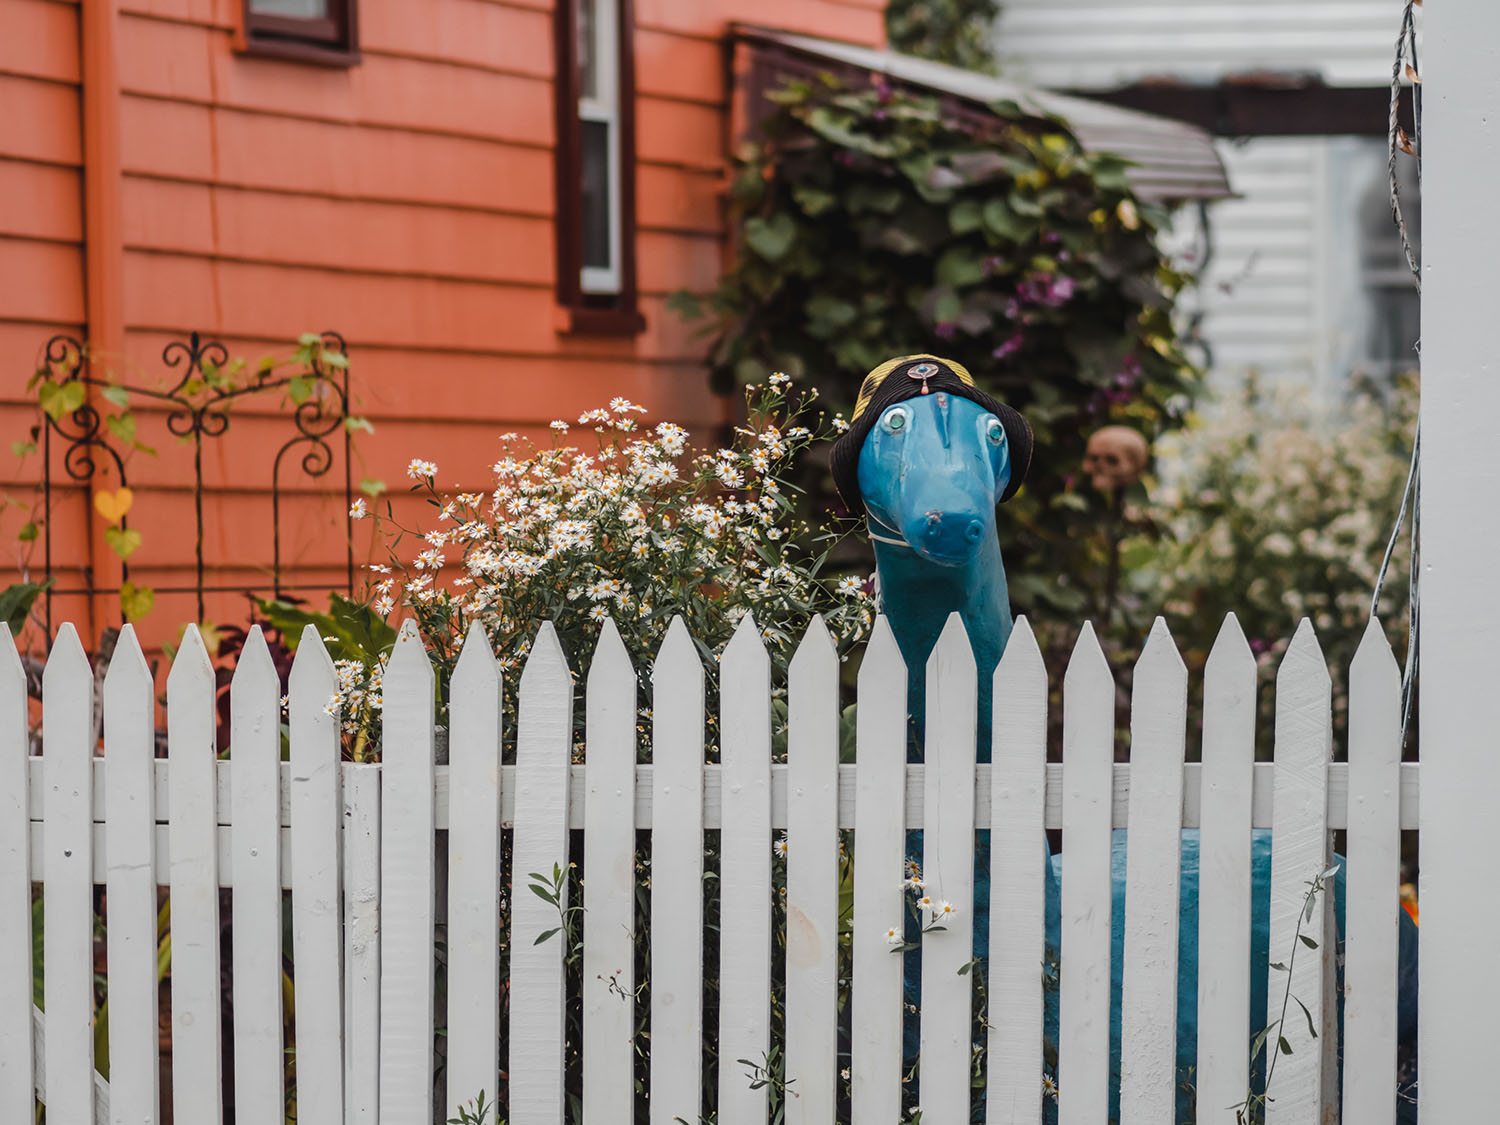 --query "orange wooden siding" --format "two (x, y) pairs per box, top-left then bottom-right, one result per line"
(1, 0), (885, 651)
